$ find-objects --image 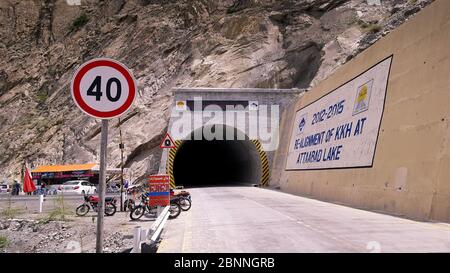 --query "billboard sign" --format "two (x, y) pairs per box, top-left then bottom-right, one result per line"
(286, 56), (393, 170)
